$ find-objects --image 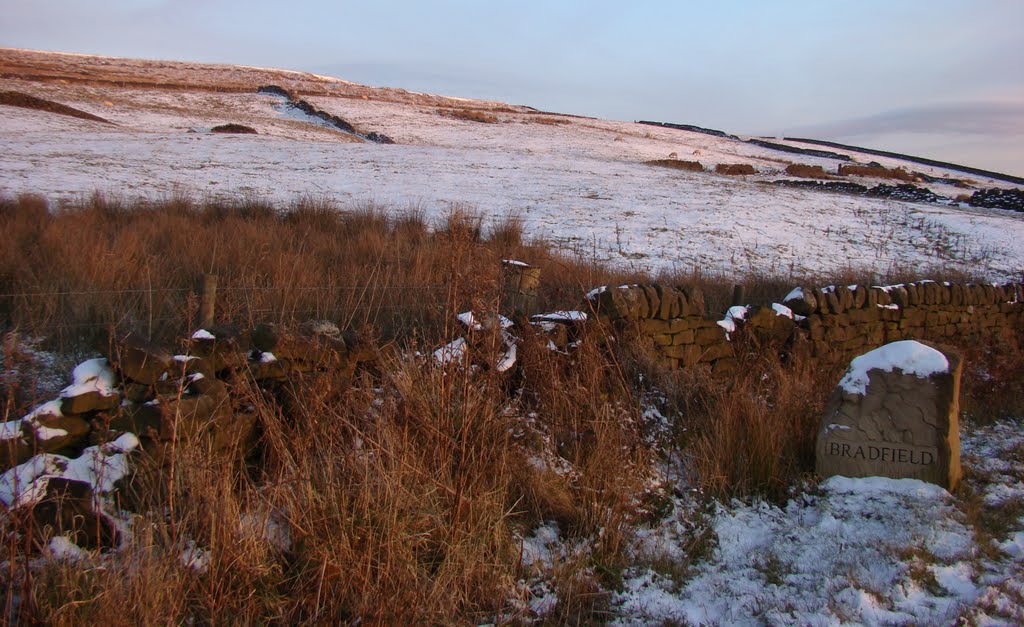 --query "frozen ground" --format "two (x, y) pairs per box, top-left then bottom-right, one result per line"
(1, 48), (1023, 280)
